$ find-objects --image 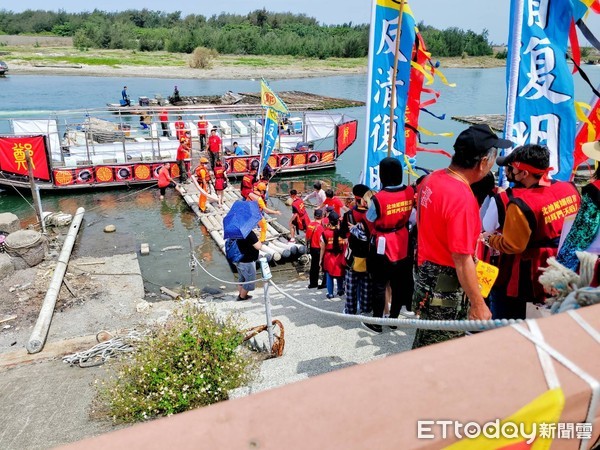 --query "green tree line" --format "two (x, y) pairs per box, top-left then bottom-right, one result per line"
(0, 9), (492, 58)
